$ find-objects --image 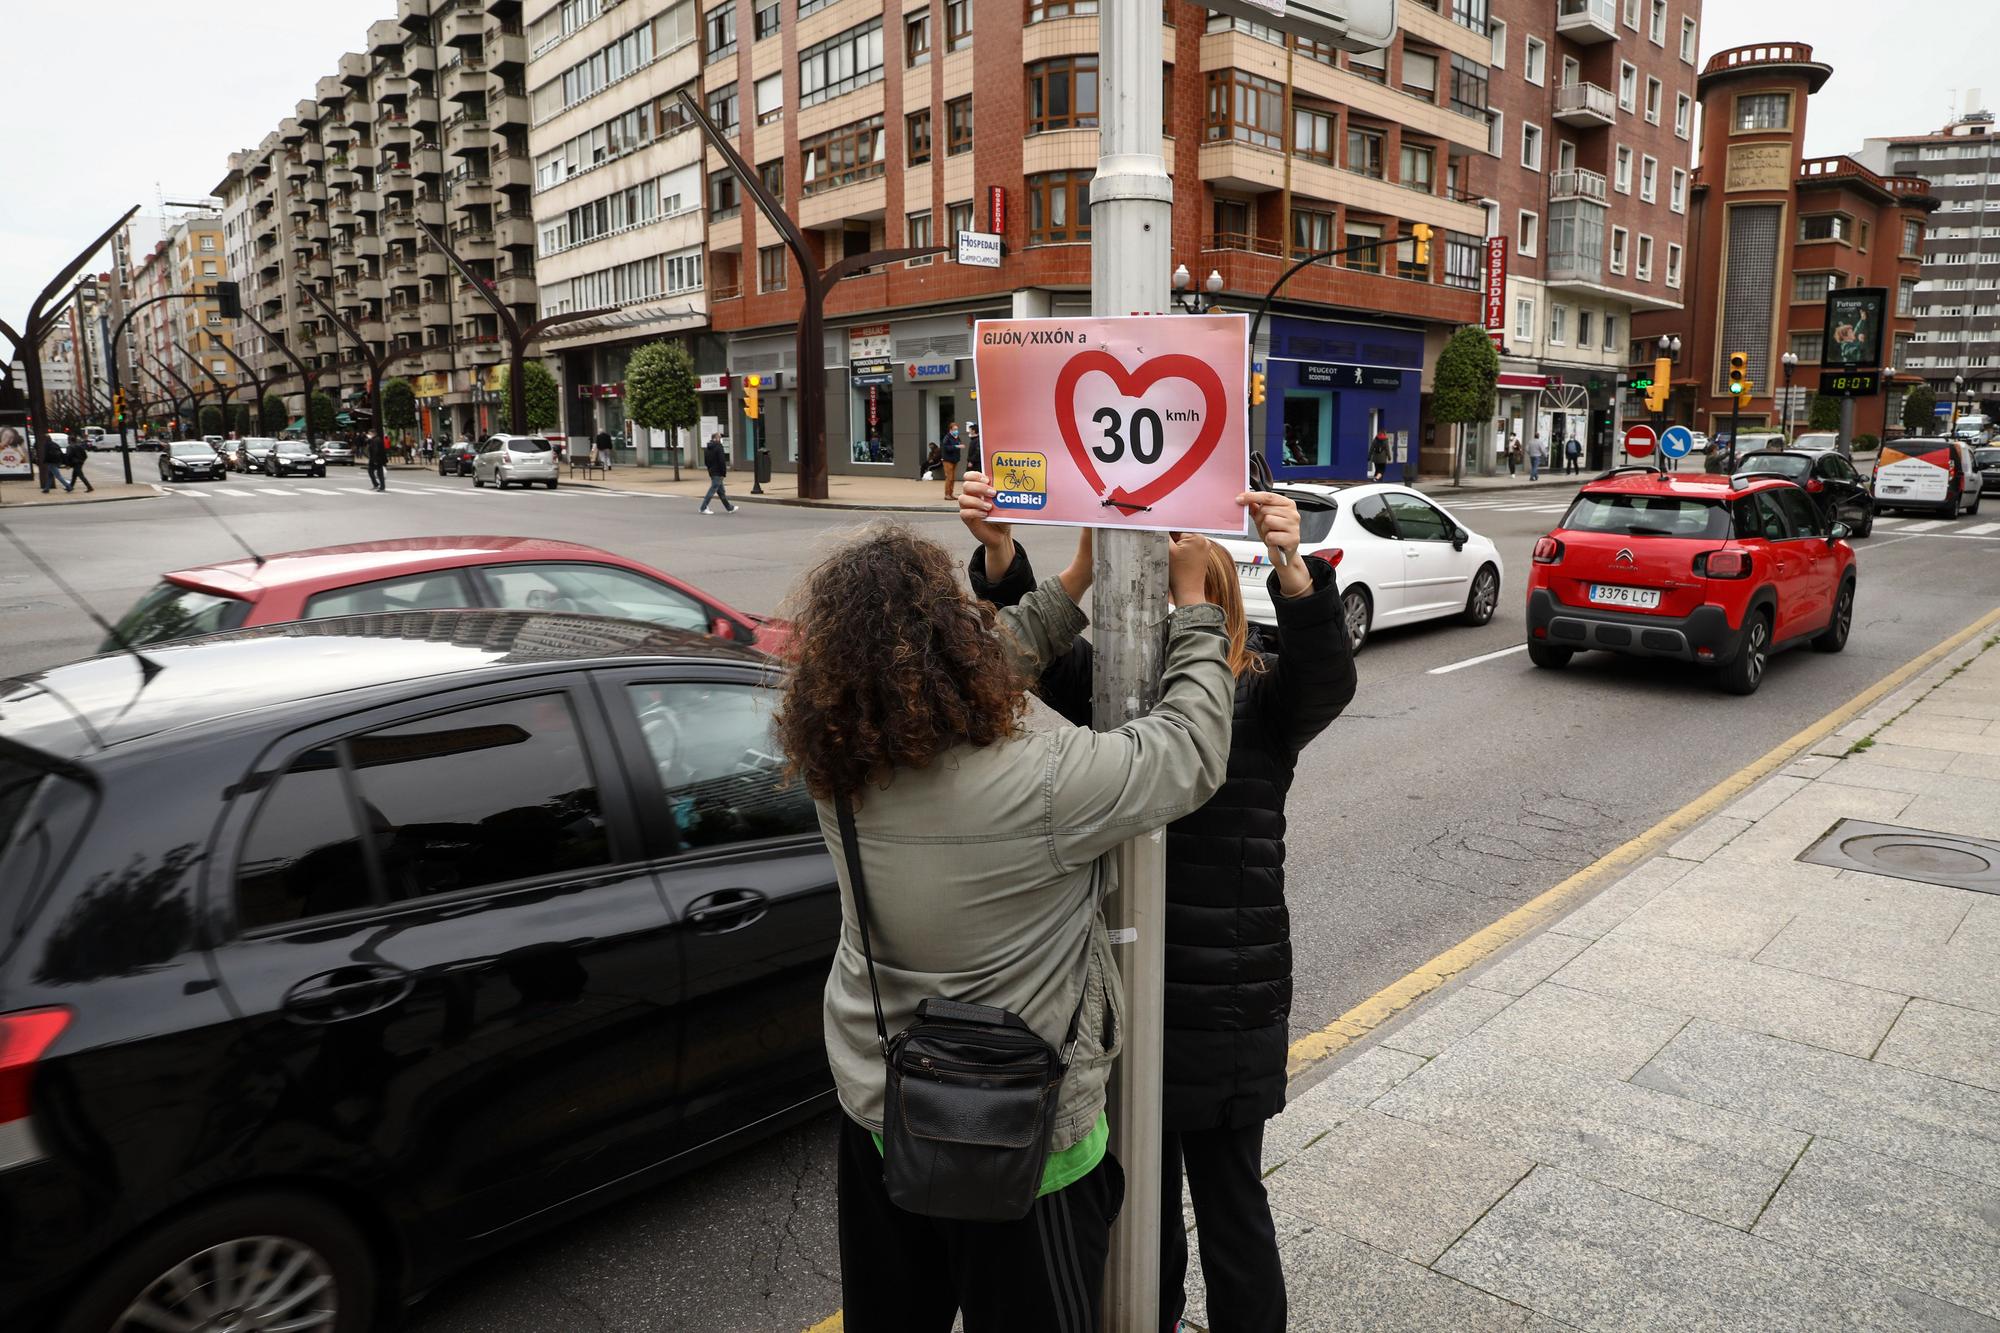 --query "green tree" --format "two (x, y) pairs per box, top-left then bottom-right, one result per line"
(1431, 326), (1500, 426)
(382, 378), (417, 438)
(1807, 393), (1843, 431)
(1901, 383), (1937, 434)
(199, 404), (224, 436)
(625, 340), (700, 446)
(260, 394), (287, 433)
(309, 391), (338, 436)
(501, 361), (560, 433)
